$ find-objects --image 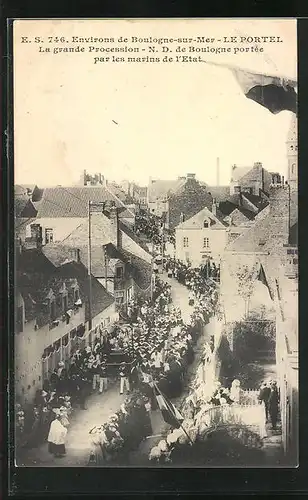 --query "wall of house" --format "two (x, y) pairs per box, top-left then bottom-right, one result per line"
(15, 293), (118, 406)
(266, 184), (290, 256)
(29, 217), (84, 244)
(15, 292), (86, 405)
(175, 227), (227, 267)
(274, 269), (298, 464)
(90, 302), (118, 331)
